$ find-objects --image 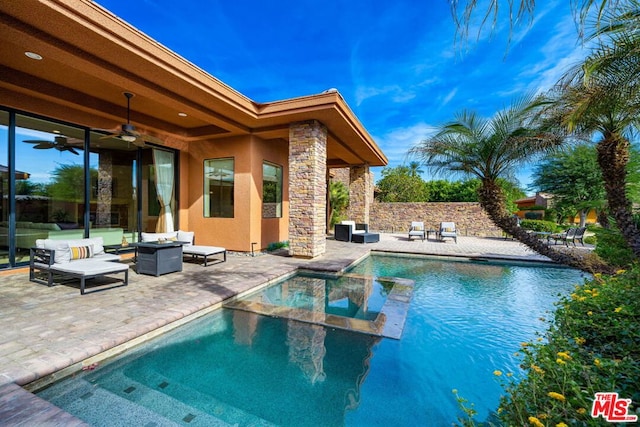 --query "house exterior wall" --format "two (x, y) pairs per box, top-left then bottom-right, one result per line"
(184, 135), (289, 252)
